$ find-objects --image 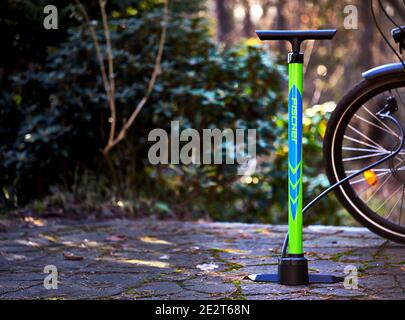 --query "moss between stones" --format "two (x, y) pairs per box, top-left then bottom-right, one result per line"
(210, 248), (248, 254)
(229, 280), (247, 300)
(39, 232), (60, 242)
(209, 248), (243, 273)
(95, 295), (118, 300)
(221, 263), (243, 273)
(329, 249), (355, 262)
(357, 262), (372, 275)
